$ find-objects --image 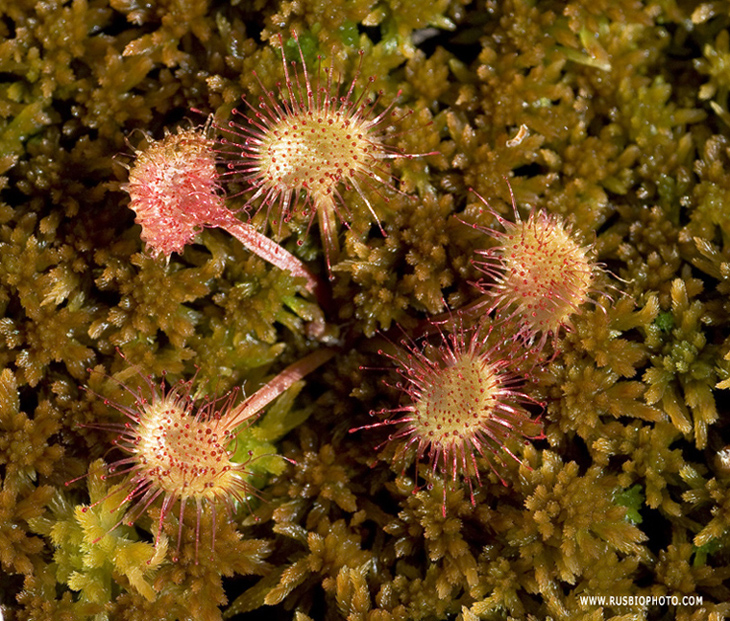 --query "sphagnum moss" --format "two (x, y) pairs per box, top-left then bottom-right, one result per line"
(643, 278), (720, 450)
(4, 1), (730, 619)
